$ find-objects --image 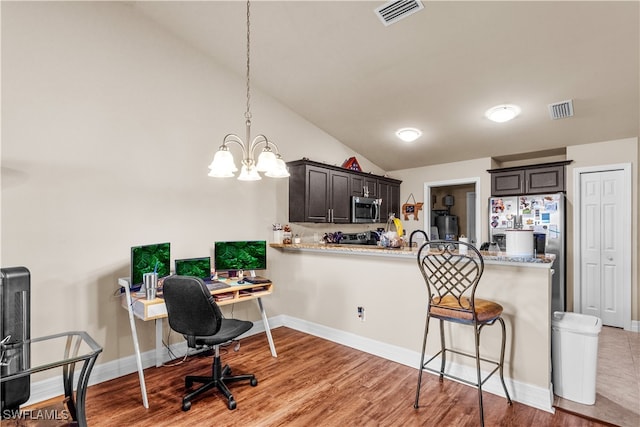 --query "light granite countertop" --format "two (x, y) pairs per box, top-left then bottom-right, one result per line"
(269, 242), (555, 267)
